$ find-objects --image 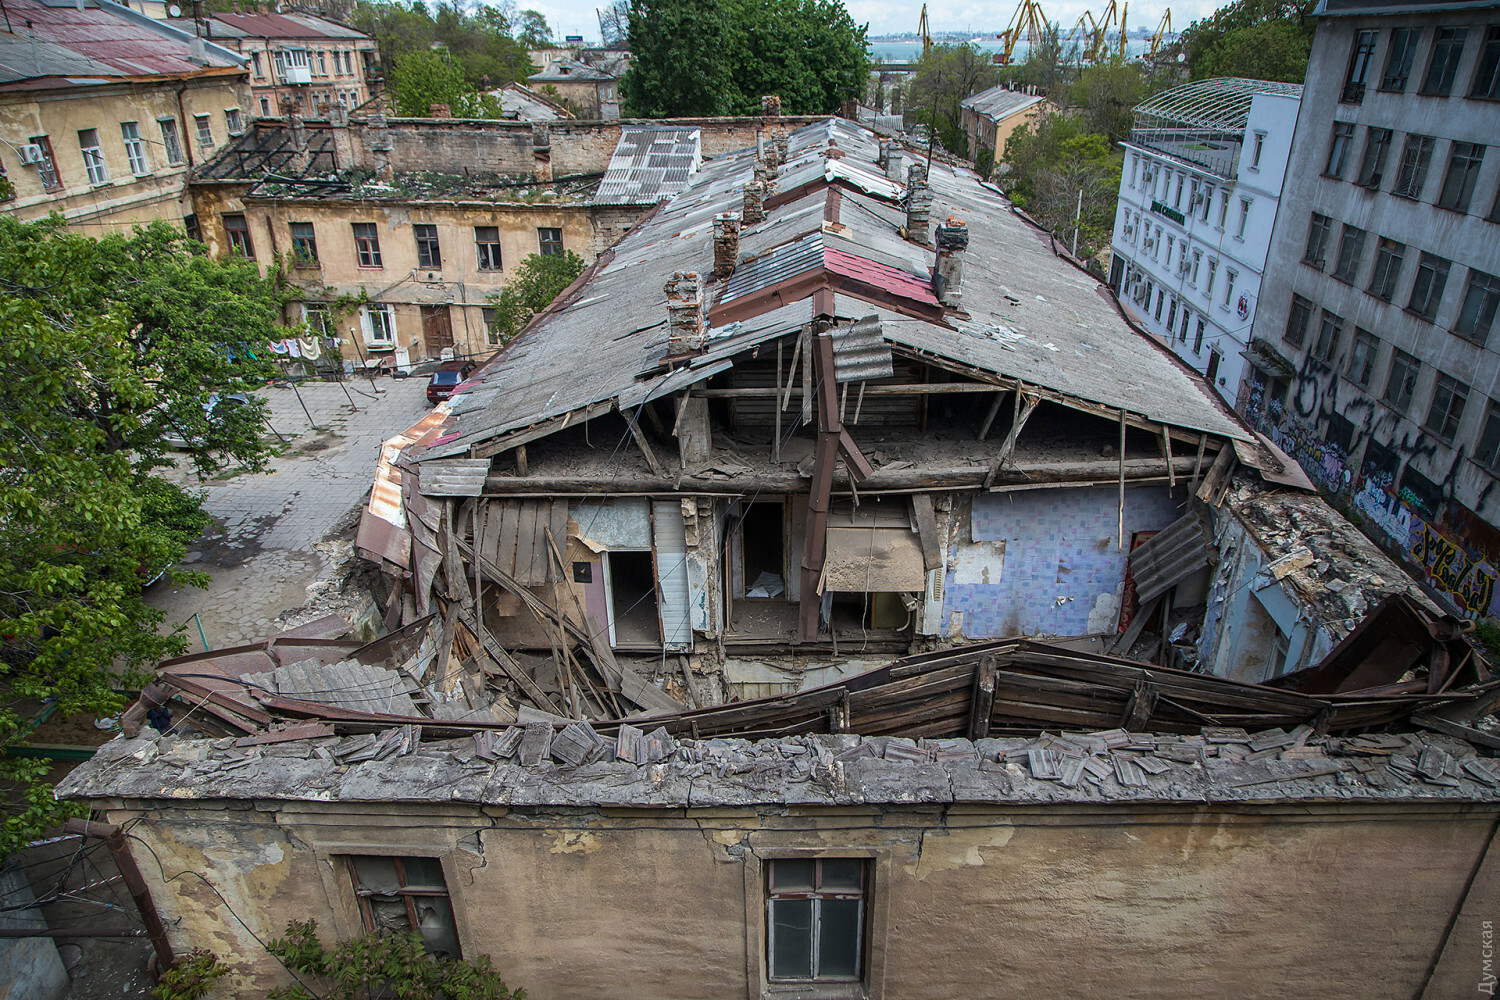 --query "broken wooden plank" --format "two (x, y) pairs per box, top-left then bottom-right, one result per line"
(911, 493), (942, 572)
(628, 406), (667, 477)
(983, 389), (1039, 488)
(968, 655), (997, 739)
